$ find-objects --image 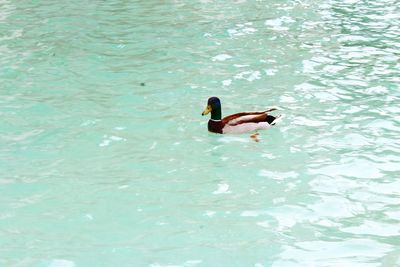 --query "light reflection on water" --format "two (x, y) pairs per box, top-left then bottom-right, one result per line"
(0, 0), (400, 266)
